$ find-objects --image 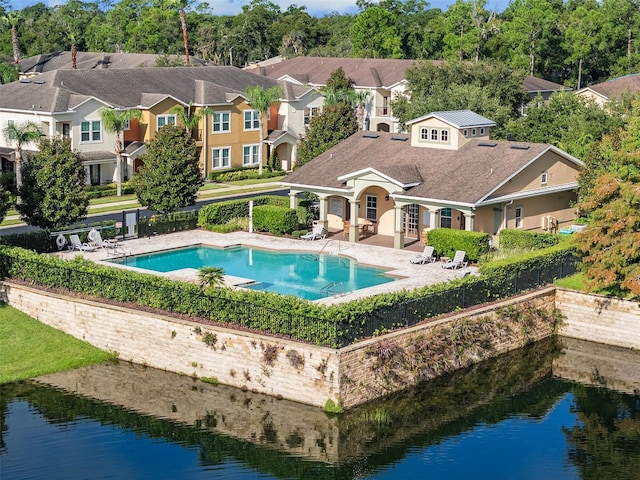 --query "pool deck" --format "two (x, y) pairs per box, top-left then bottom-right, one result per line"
(55, 231), (477, 305)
